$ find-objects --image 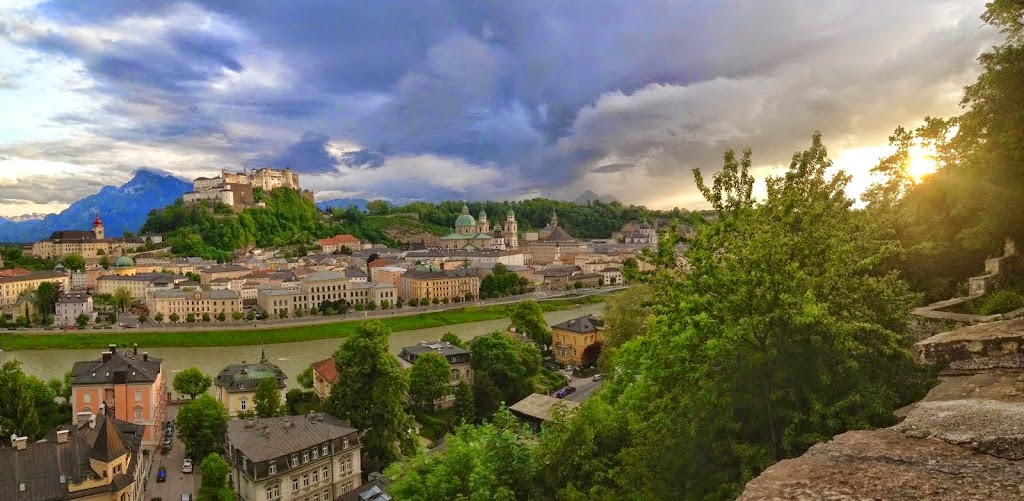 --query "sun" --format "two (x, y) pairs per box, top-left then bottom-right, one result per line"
(906, 147), (938, 182)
